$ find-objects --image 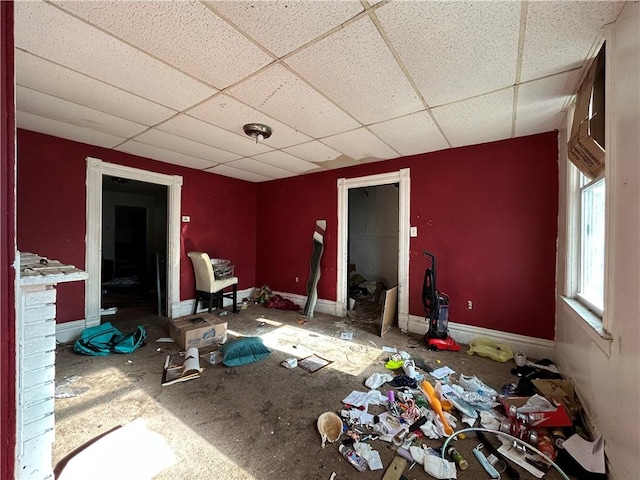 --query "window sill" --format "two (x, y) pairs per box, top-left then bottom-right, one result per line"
(561, 297), (612, 356)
